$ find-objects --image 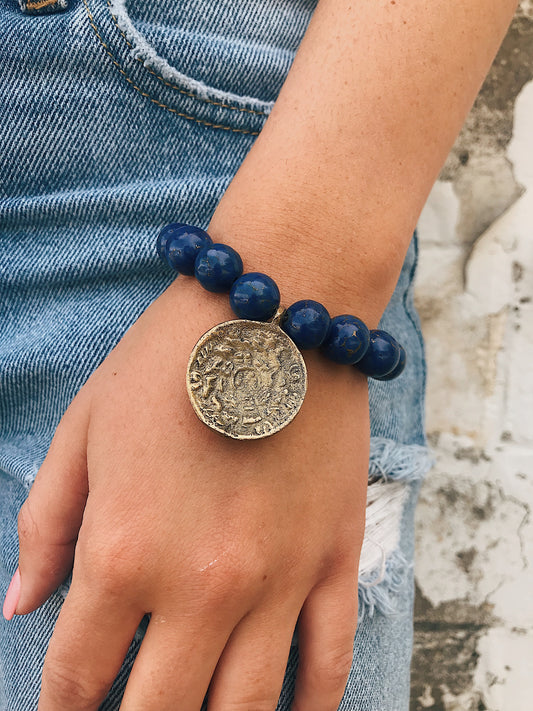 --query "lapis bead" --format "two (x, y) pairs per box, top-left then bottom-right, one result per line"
(229, 272), (280, 321)
(157, 223), (186, 262)
(356, 330), (401, 378)
(194, 243), (243, 293)
(373, 344), (406, 380)
(321, 315), (370, 364)
(281, 300), (331, 349)
(165, 225), (212, 275)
